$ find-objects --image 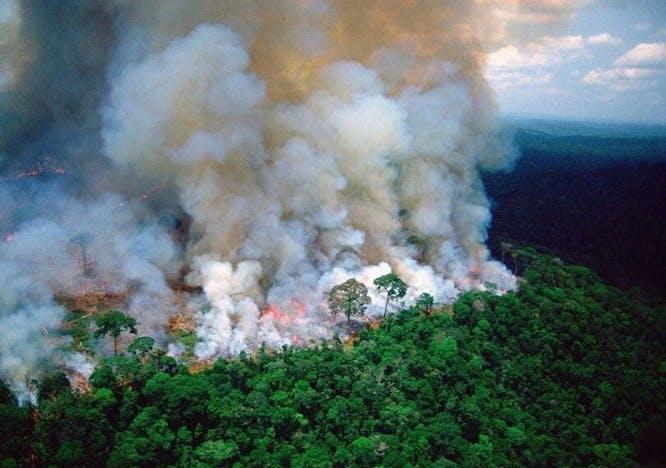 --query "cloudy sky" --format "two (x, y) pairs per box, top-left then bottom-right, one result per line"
(0, 0), (664, 124)
(486, 0), (666, 123)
